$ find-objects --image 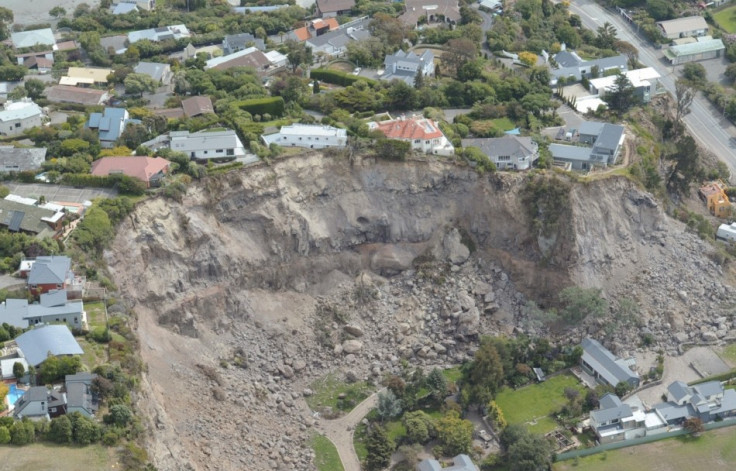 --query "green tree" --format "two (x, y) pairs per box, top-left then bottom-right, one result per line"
(24, 79), (45, 100)
(426, 368), (448, 405)
(403, 410), (433, 443)
(596, 22), (618, 50)
(285, 40), (313, 73)
(559, 286), (608, 323)
(10, 419), (34, 445)
(684, 417), (704, 436)
(70, 412), (101, 445)
(435, 411), (473, 455)
(49, 6), (67, 18)
(461, 337), (504, 406)
(0, 426), (9, 444)
(124, 73), (157, 97)
(506, 429), (554, 471)
(376, 389), (402, 421)
(646, 0), (674, 21)
(615, 381), (631, 397)
(313, 79), (320, 94)
(384, 80), (418, 110)
(49, 415), (73, 443)
(59, 138), (90, 156)
(0, 7), (12, 41)
(606, 73), (635, 112)
(104, 404), (133, 427)
(682, 63), (707, 88)
(39, 356), (60, 384)
(675, 79), (694, 123)
(0, 66), (26, 82)
(665, 134), (700, 194)
(74, 206), (113, 251)
(365, 425), (394, 471)
(12, 361), (25, 380)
